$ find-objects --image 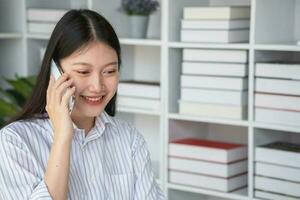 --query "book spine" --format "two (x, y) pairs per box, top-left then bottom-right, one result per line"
(255, 108), (300, 127)
(255, 93), (300, 111)
(118, 84), (160, 99)
(255, 162), (300, 182)
(182, 62), (247, 77)
(255, 78), (300, 96)
(181, 19), (250, 30)
(183, 7), (250, 20)
(28, 22), (56, 34)
(179, 101), (247, 120)
(255, 176), (300, 197)
(180, 29), (249, 43)
(169, 170), (248, 192)
(169, 157), (248, 177)
(255, 63), (300, 80)
(181, 75), (248, 90)
(255, 146), (300, 168)
(117, 96), (160, 110)
(255, 190), (300, 200)
(181, 88), (247, 106)
(183, 49), (248, 63)
(27, 9), (66, 22)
